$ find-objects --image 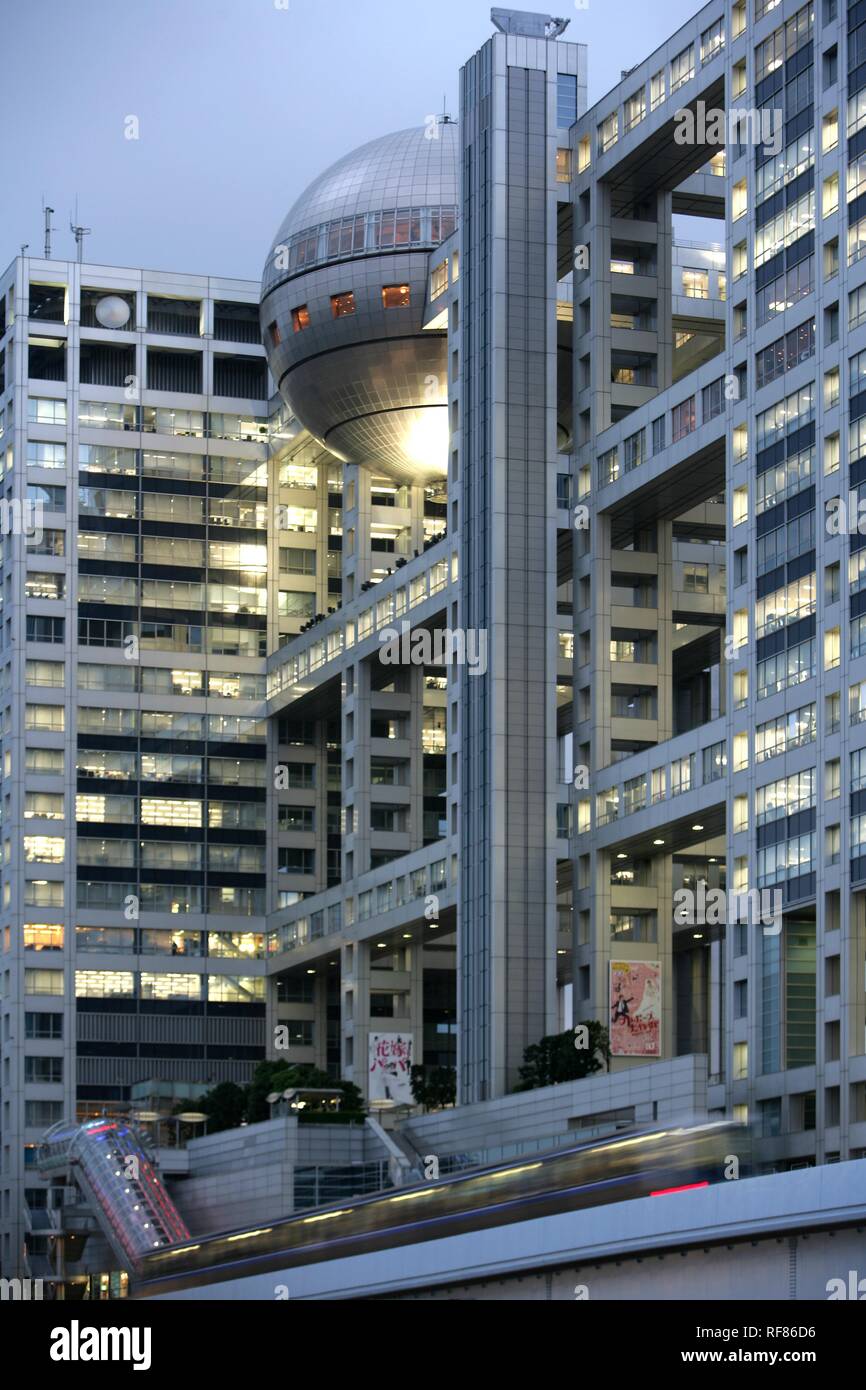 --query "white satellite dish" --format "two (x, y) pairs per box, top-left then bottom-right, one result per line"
(95, 294), (131, 329)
